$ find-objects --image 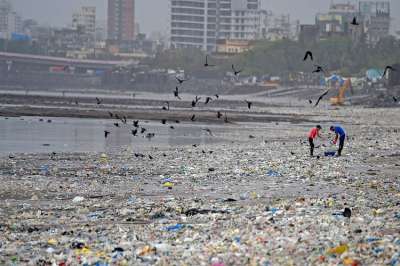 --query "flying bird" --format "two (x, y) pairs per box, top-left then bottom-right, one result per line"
(205, 97), (212, 104)
(215, 94), (219, 99)
(308, 99), (313, 104)
(131, 129), (138, 136)
(146, 133), (155, 140)
(133, 120), (139, 128)
(170, 126), (175, 129)
(174, 87), (182, 100)
(382, 65), (395, 78)
(204, 55), (215, 67)
(96, 97), (103, 105)
(148, 155), (154, 160)
(245, 100), (252, 109)
(121, 116), (127, 124)
(224, 112), (229, 123)
(161, 119), (167, 124)
(393, 96), (398, 102)
(351, 17), (359, 26)
(104, 130), (110, 138)
(312, 65), (325, 74)
(191, 100), (197, 107)
(232, 64), (242, 76)
(141, 127), (147, 134)
(176, 77), (187, 84)
(303, 51), (313, 61)
(163, 101), (170, 111)
(314, 89), (330, 107)
(113, 123), (120, 127)
(217, 111), (223, 119)
(202, 128), (214, 136)
(190, 114), (196, 121)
